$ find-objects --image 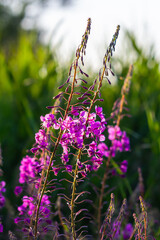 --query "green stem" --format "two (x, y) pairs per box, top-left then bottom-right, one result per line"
(70, 161), (79, 240)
